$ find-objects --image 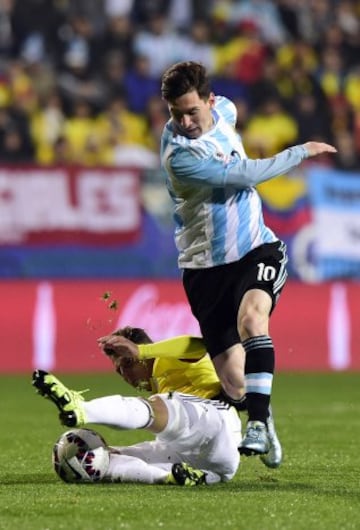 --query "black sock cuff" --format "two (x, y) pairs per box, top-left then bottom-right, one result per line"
(213, 389), (247, 411)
